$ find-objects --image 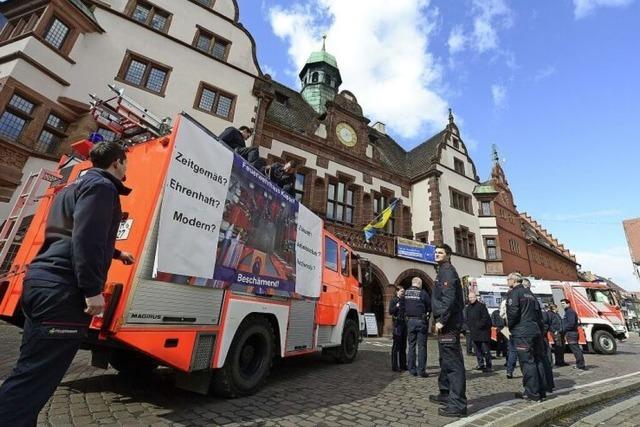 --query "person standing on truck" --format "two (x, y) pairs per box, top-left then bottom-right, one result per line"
(548, 304), (567, 366)
(268, 160), (298, 197)
(507, 273), (548, 402)
(0, 142), (135, 426)
(560, 299), (587, 370)
(389, 286), (407, 372)
(465, 292), (492, 373)
(404, 277), (431, 377)
(429, 244), (467, 418)
(219, 126), (262, 168)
